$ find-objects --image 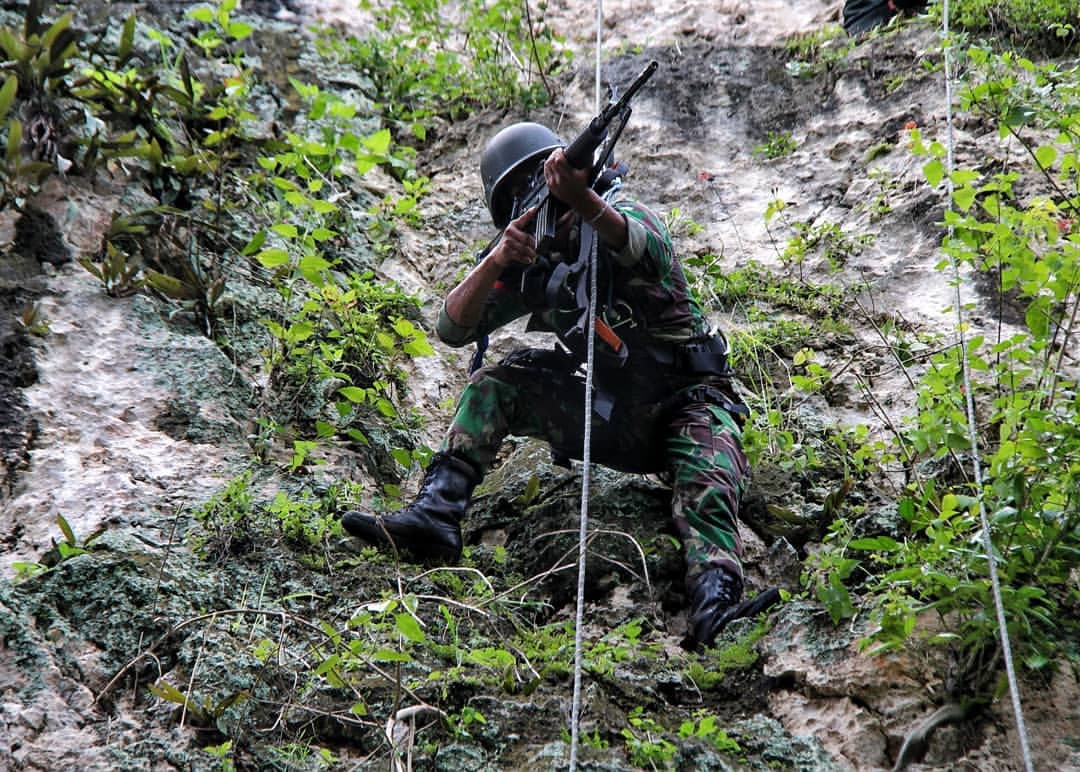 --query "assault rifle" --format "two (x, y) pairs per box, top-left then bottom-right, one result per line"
(468, 60), (658, 375)
(505, 59), (658, 252)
